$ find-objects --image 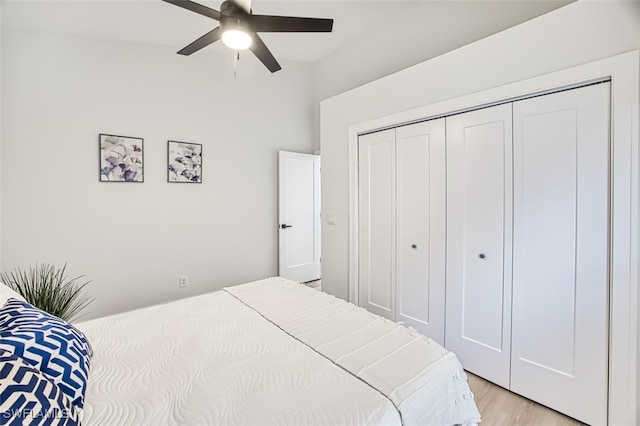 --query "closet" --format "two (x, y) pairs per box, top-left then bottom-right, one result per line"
(357, 82), (610, 426)
(358, 119), (446, 344)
